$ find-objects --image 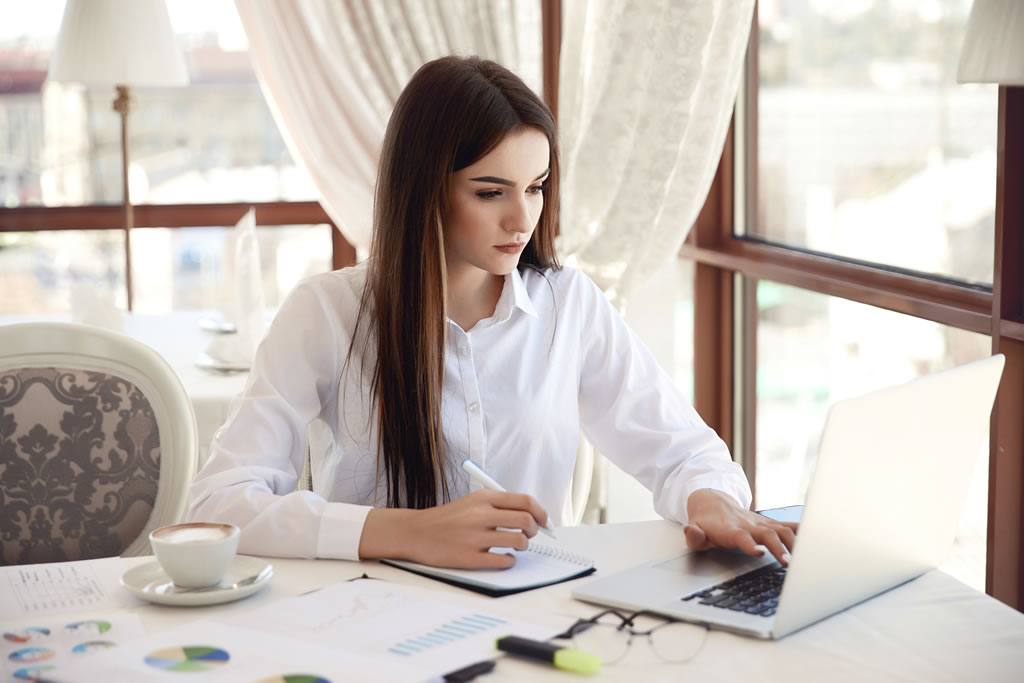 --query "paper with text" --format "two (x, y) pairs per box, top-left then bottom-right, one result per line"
(0, 558), (134, 620)
(223, 580), (571, 680)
